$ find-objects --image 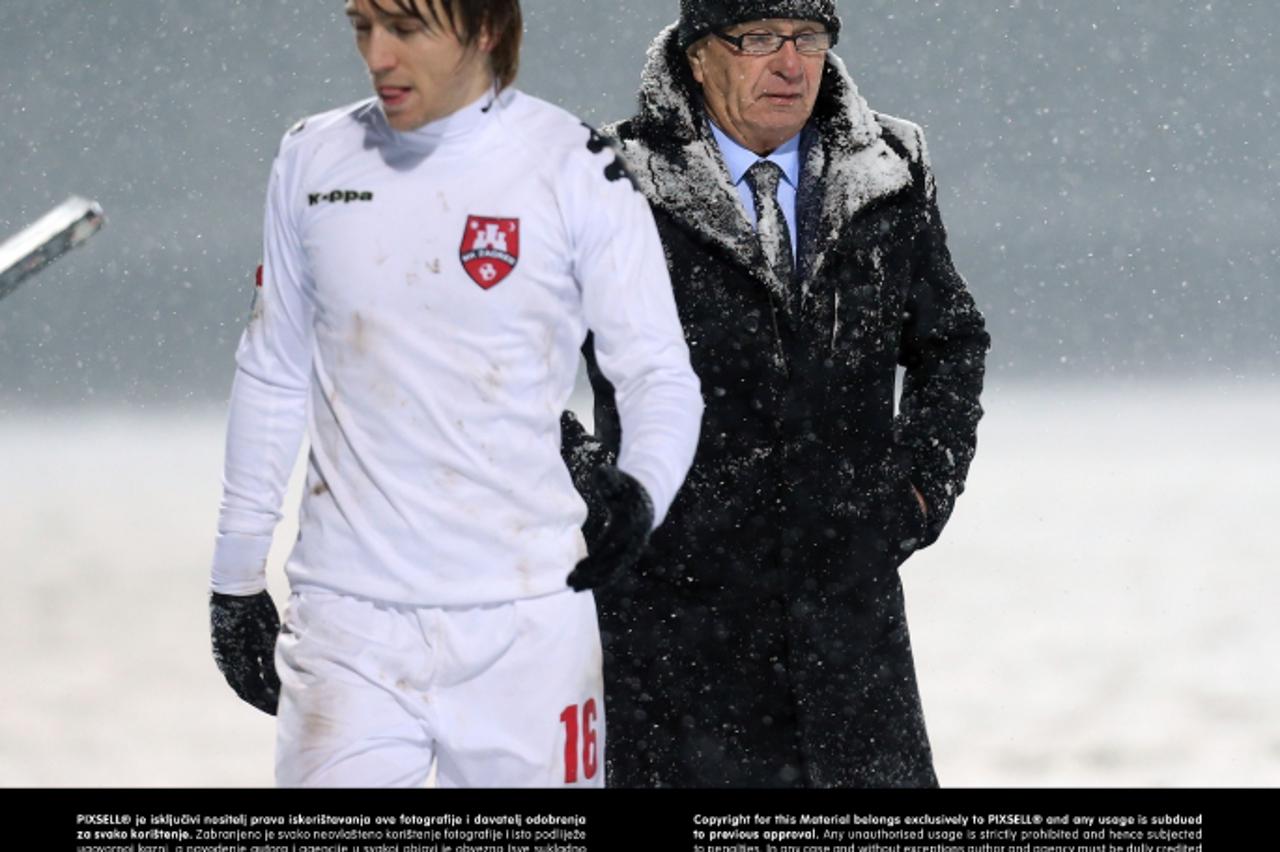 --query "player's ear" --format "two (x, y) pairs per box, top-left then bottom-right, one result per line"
(474, 21), (494, 54)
